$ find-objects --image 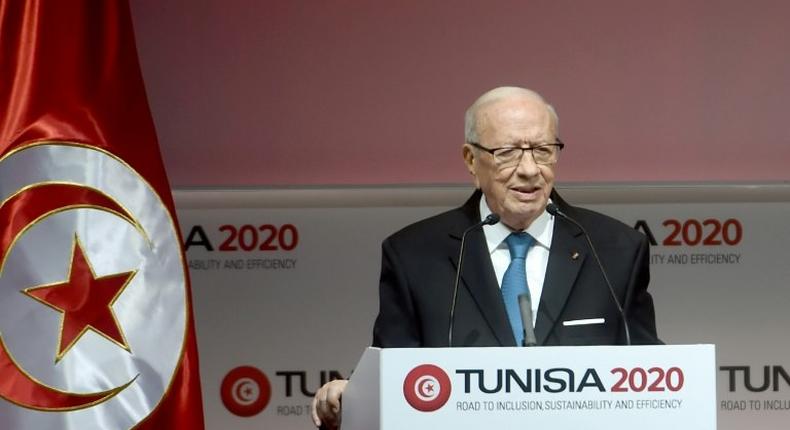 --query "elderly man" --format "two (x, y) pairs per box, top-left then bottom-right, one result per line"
(311, 86), (659, 429)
